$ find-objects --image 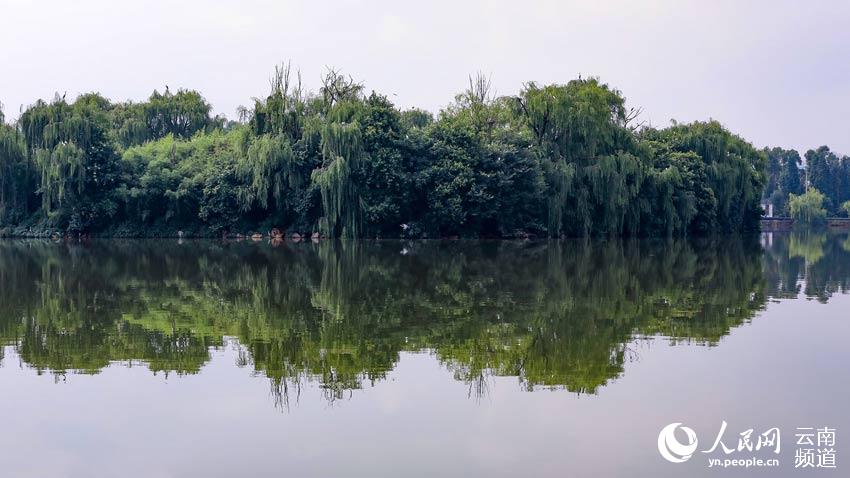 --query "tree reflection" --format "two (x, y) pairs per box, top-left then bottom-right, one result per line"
(0, 234), (846, 403)
(763, 231), (850, 303)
